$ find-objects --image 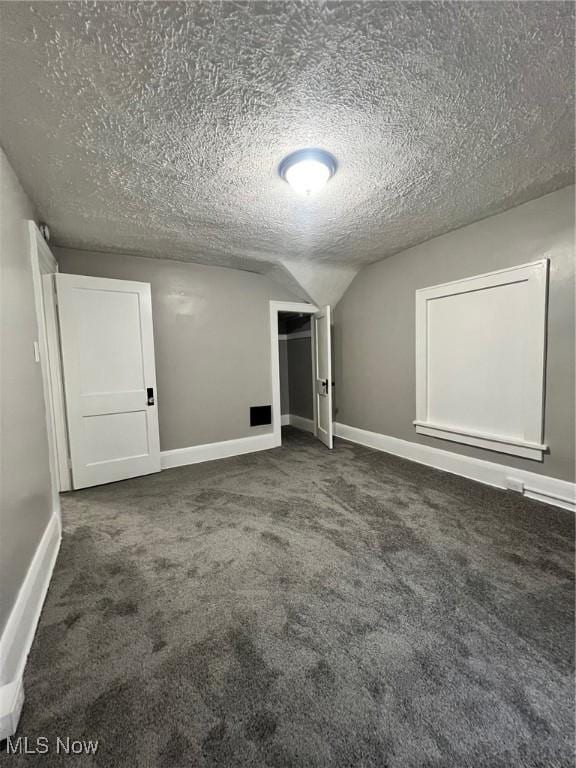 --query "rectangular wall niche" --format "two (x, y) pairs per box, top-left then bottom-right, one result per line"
(414, 260), (548, 460)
